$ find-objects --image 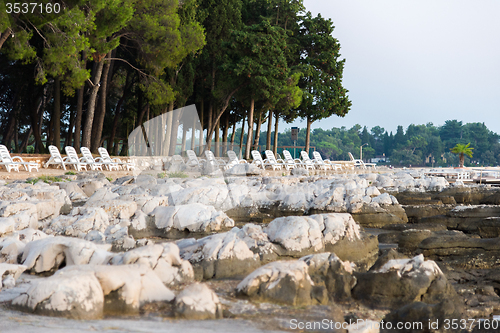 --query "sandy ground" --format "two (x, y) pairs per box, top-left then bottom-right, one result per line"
(0, 167), (136, 182)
